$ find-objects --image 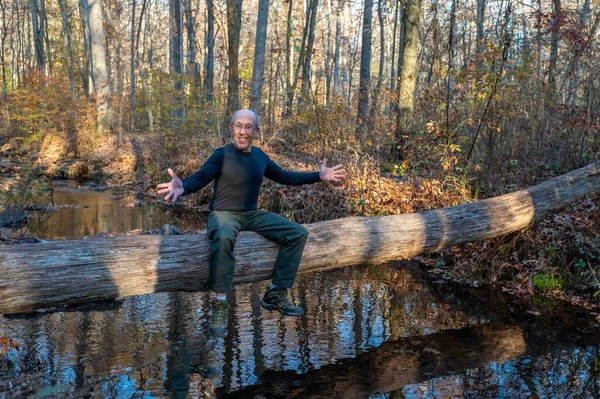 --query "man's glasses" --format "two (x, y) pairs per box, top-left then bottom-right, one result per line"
(233, 123), (255, 132)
